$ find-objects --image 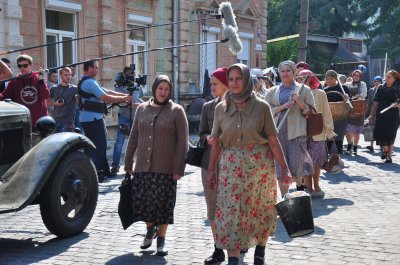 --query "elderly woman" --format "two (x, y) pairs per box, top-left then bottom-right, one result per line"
(208, 63), (290, 265)
(264, 60), (315, 196)
(198, 67), (229, 264)
(344, 70), (367, 155)
(297, 69), (336, 198)
(323, 70), (350, 155)
(124, 75), (188, 256)
(368, 70), (400, 163)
